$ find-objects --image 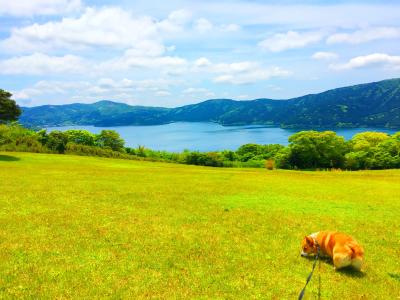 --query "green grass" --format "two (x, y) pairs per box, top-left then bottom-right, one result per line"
(1, 152), (399, 299)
